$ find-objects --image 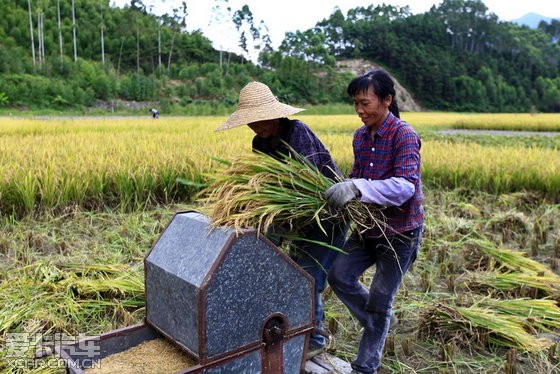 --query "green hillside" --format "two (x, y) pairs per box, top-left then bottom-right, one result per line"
(0, 0), (559, 113)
